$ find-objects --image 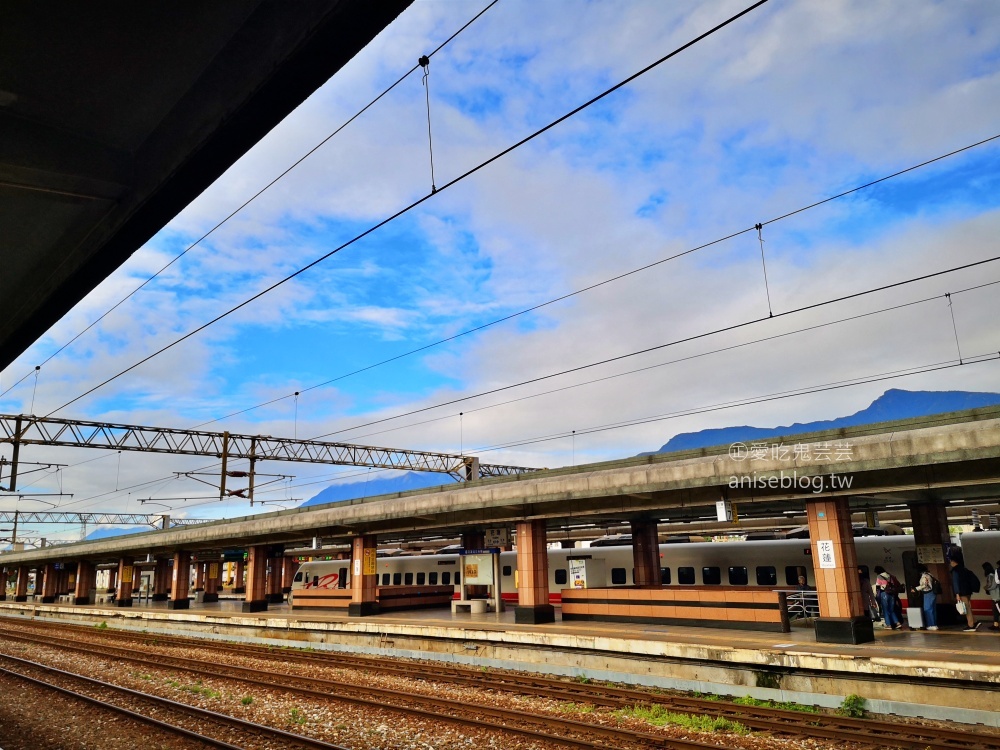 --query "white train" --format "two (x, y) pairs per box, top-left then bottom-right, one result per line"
(291, 530), (1000, 617)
